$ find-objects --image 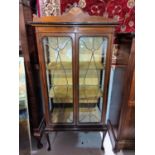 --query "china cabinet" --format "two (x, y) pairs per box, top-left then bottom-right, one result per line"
(19, 1), (43, 135)
(30, 6), (117, 150)
(108, 37), (135, 152)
